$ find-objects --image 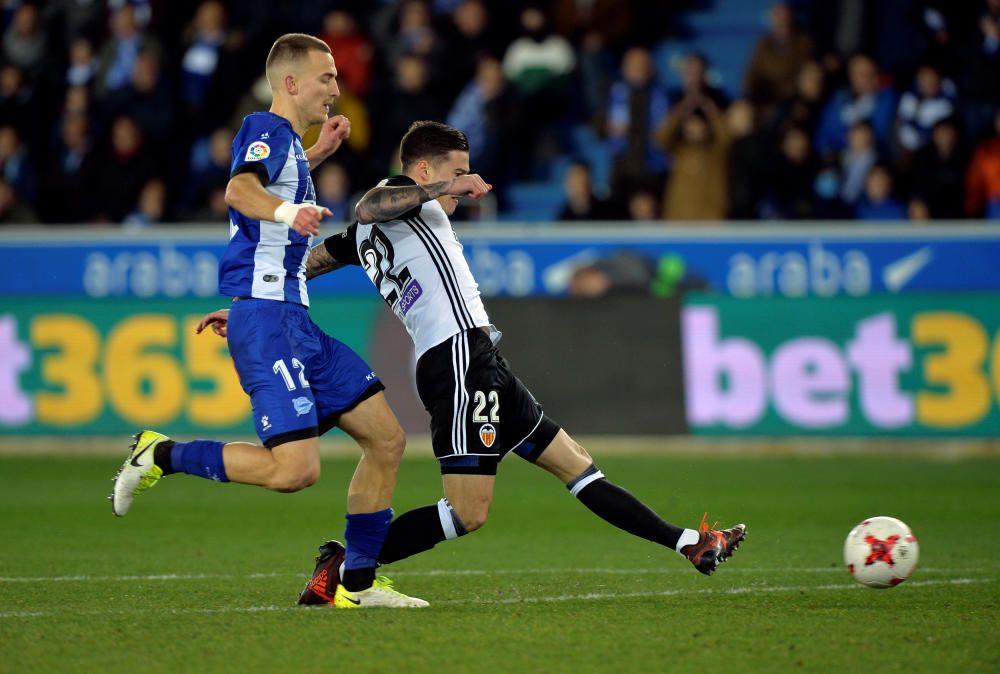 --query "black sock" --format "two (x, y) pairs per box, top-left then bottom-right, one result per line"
(377, 503), (455, 565)
(575, 477), (683, 550)
(342, 568), (376, 592)
(153, 440), (176, 475)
